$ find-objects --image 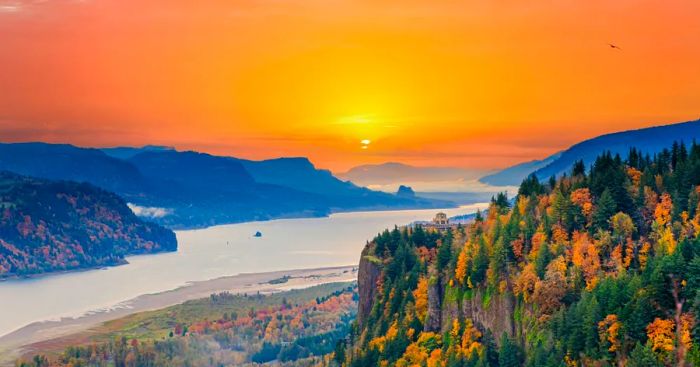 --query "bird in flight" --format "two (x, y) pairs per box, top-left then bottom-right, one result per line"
(608, 43), (622, 50)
